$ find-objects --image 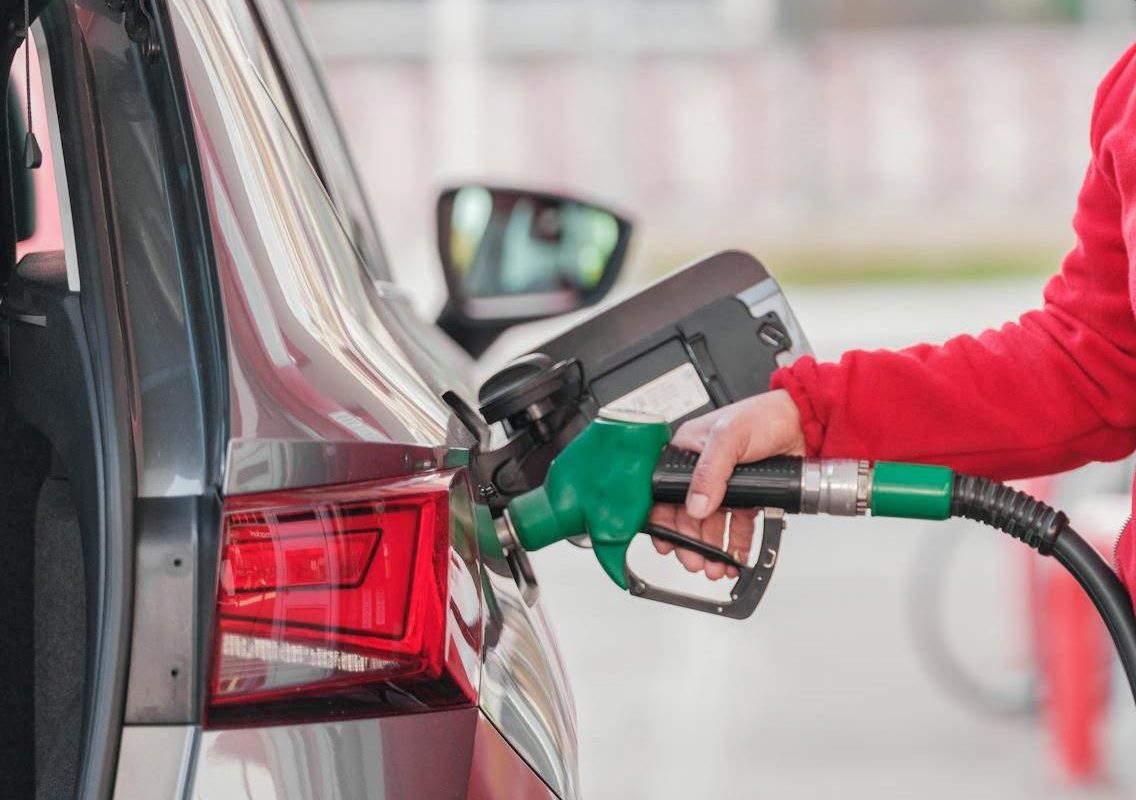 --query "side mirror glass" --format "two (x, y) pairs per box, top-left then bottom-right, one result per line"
(436, 185), (632, 356)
